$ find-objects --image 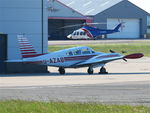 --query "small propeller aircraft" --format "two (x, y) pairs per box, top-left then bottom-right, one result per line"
(7, 35), (144, 74)
(60, 22), (125, 40)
